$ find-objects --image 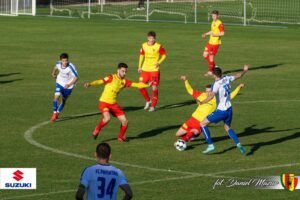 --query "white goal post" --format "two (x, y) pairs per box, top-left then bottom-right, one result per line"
(0, 0), (36, 16)
(47, 0), (300, 25)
